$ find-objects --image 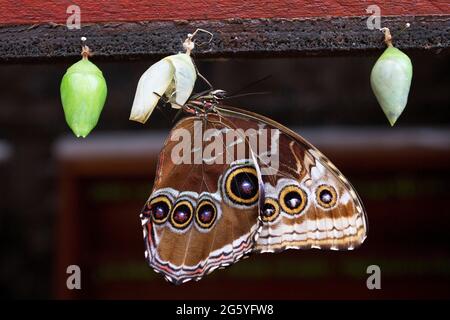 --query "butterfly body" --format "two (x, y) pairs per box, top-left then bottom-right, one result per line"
(177, 89), (226, 116)
(141, 91), (368, 284)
